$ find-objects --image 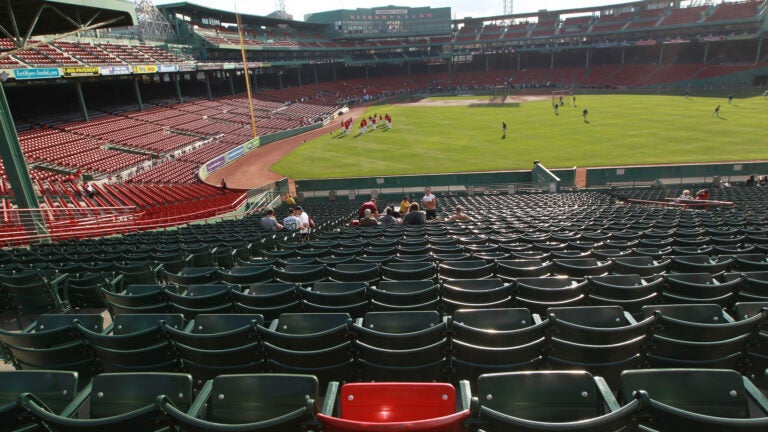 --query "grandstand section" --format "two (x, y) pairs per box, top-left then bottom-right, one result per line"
(0, 0), (766, 243)
(3, 1), (768, 426)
